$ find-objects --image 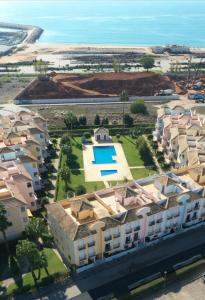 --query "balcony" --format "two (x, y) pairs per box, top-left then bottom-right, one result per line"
(134, 226), (140, 231)
(88, 241), (95, 247)
(113, 243), (120, 249)
(113, 233), (120, 238)
(156, 218), (163, 224)
(104, 235), (112, 242)
(149, 221), (155, 226)
(88, 252), (96, 258)
(78, 245), (86, 251)
(125, 229), (132, 234)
